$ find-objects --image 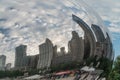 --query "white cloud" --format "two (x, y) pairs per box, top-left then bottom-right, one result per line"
(0, 33), (4, 39)
(108, 27), (120, 33)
